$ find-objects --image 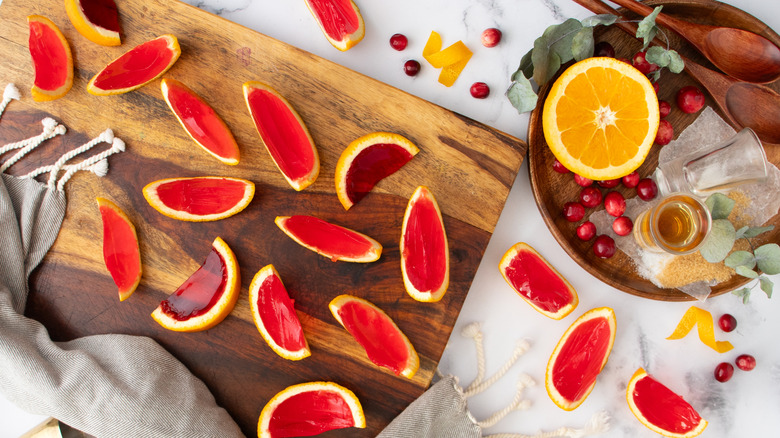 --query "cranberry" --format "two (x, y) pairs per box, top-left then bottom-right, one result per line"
(612, 216), (633, 236)
(659, 100), (671, 119)
(481, 28), (502, 48)
(404, 60), (421, 76)
(718, 314), (737, 332)
(622, 171), (640, 188)
(617, 57), (632, 64)
(735, 354), (756, 371)
(632, 51), (659, 74)
(563, 202), (586, 222)
(652, 81), (660, 95)
(598, 179), (620, 188)
(677, 85), (705, 114)
(580, 187), (603, 208)
(655, 120), (674, 146)
(574, 174), (594, 187)
(577, 221), (597, 241)
(470, 82), (490, 99)
(390, 33), (408, 51)
(594, 41), (615, 58)
(636, 178), (658, 201)
(714, 362), (734, 382)
(593, 235), (616, 258)
(604, 191), (626, 217)
(553, 159), (570, 174)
